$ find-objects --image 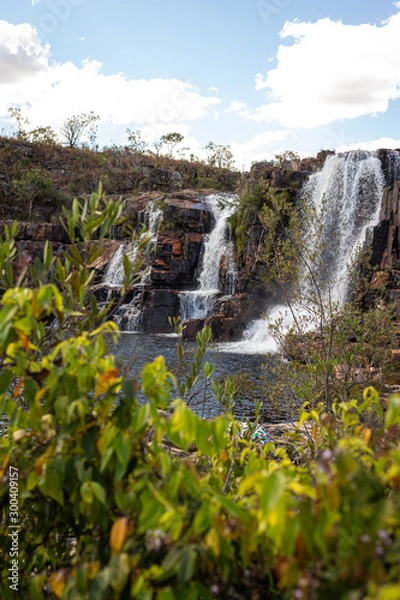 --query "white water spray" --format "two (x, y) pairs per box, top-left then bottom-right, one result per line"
(103, 201), (162, 288)
(225, 150), (392, 354)
(103, 200), (162, 331)
(179, 193), (237, 321)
